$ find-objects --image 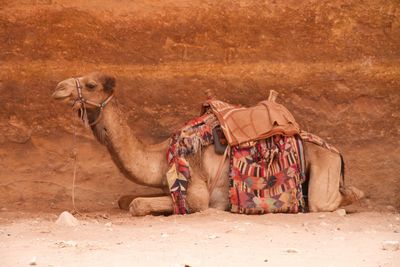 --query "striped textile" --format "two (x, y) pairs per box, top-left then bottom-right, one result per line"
(229, 135), (305, 214)
(166, 112), (219, 214)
